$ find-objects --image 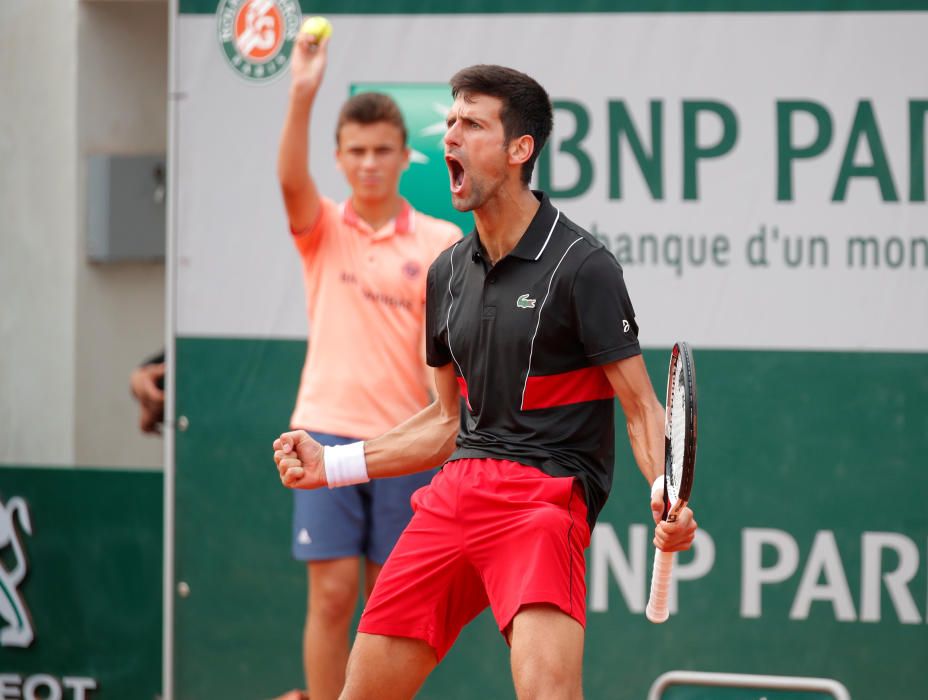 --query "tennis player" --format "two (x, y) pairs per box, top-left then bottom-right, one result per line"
(273, 31), (461, 700)
(274, 64), (696, 700)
